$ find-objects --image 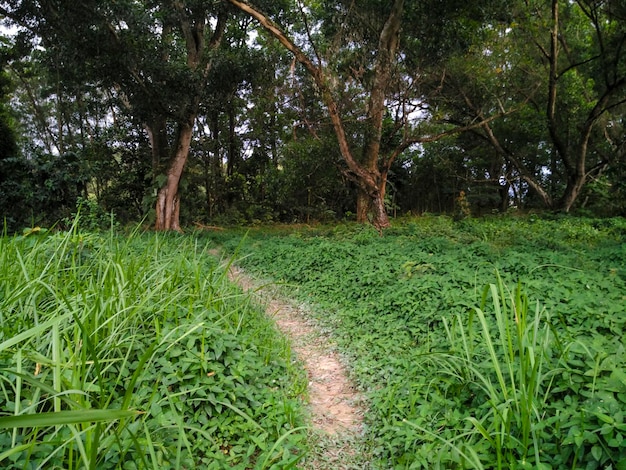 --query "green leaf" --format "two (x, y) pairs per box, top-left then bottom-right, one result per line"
(0, 312), (72, 352)
(0, 409), (140, 429)
(590, 445), (602, 461)
(0, 443), (31, 461)
(594, 411), (614, 424)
